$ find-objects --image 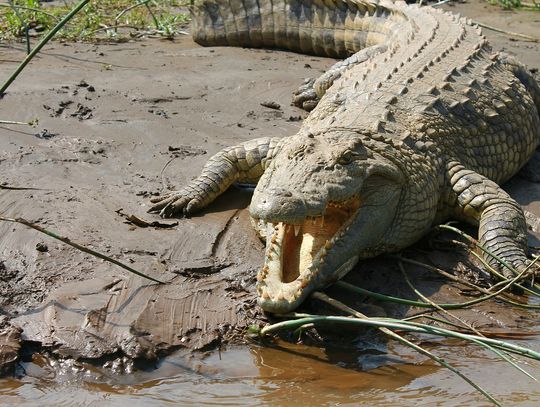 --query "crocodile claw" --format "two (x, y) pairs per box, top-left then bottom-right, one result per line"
(148, 190), (198, 218)
(292, 78), (320, 111)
